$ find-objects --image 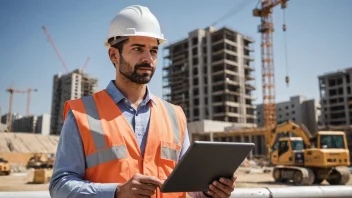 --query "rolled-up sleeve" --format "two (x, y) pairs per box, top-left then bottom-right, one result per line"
(49, 110), (118, 198)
